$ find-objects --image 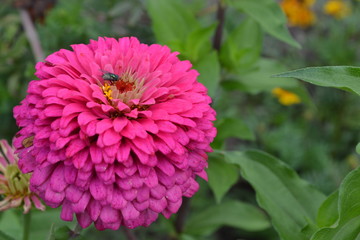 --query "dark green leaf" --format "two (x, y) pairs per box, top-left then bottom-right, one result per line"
(54, 226), (72, 240)
(207, 153), (239, 203)
(227, 0), (300, 48)
(146, 0), (199, 44)
(184, 200), (270, 236)
(275, 66), (360, 96)
(225, 150), (326, 240)
(193, 51), (220, 97)
(311, 168), (360, 240)
(215, 117), (255, 141)
(220, 18), (262, 73)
